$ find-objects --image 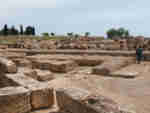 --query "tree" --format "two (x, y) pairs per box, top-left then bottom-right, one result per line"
(20, 25), (24, 35)
(85, 32), (90, 37)
(42, 32), (49, 37)
(75, 34), (79, 38)
(3, 24), (8, 36)
(24, 26), (35, 35)
(106, 28), (130, 39)
(32, 27), (35, 35)
(50, 32), (55, 36)
(67, 32), (73, 37)
(9, 26), (19, 35)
